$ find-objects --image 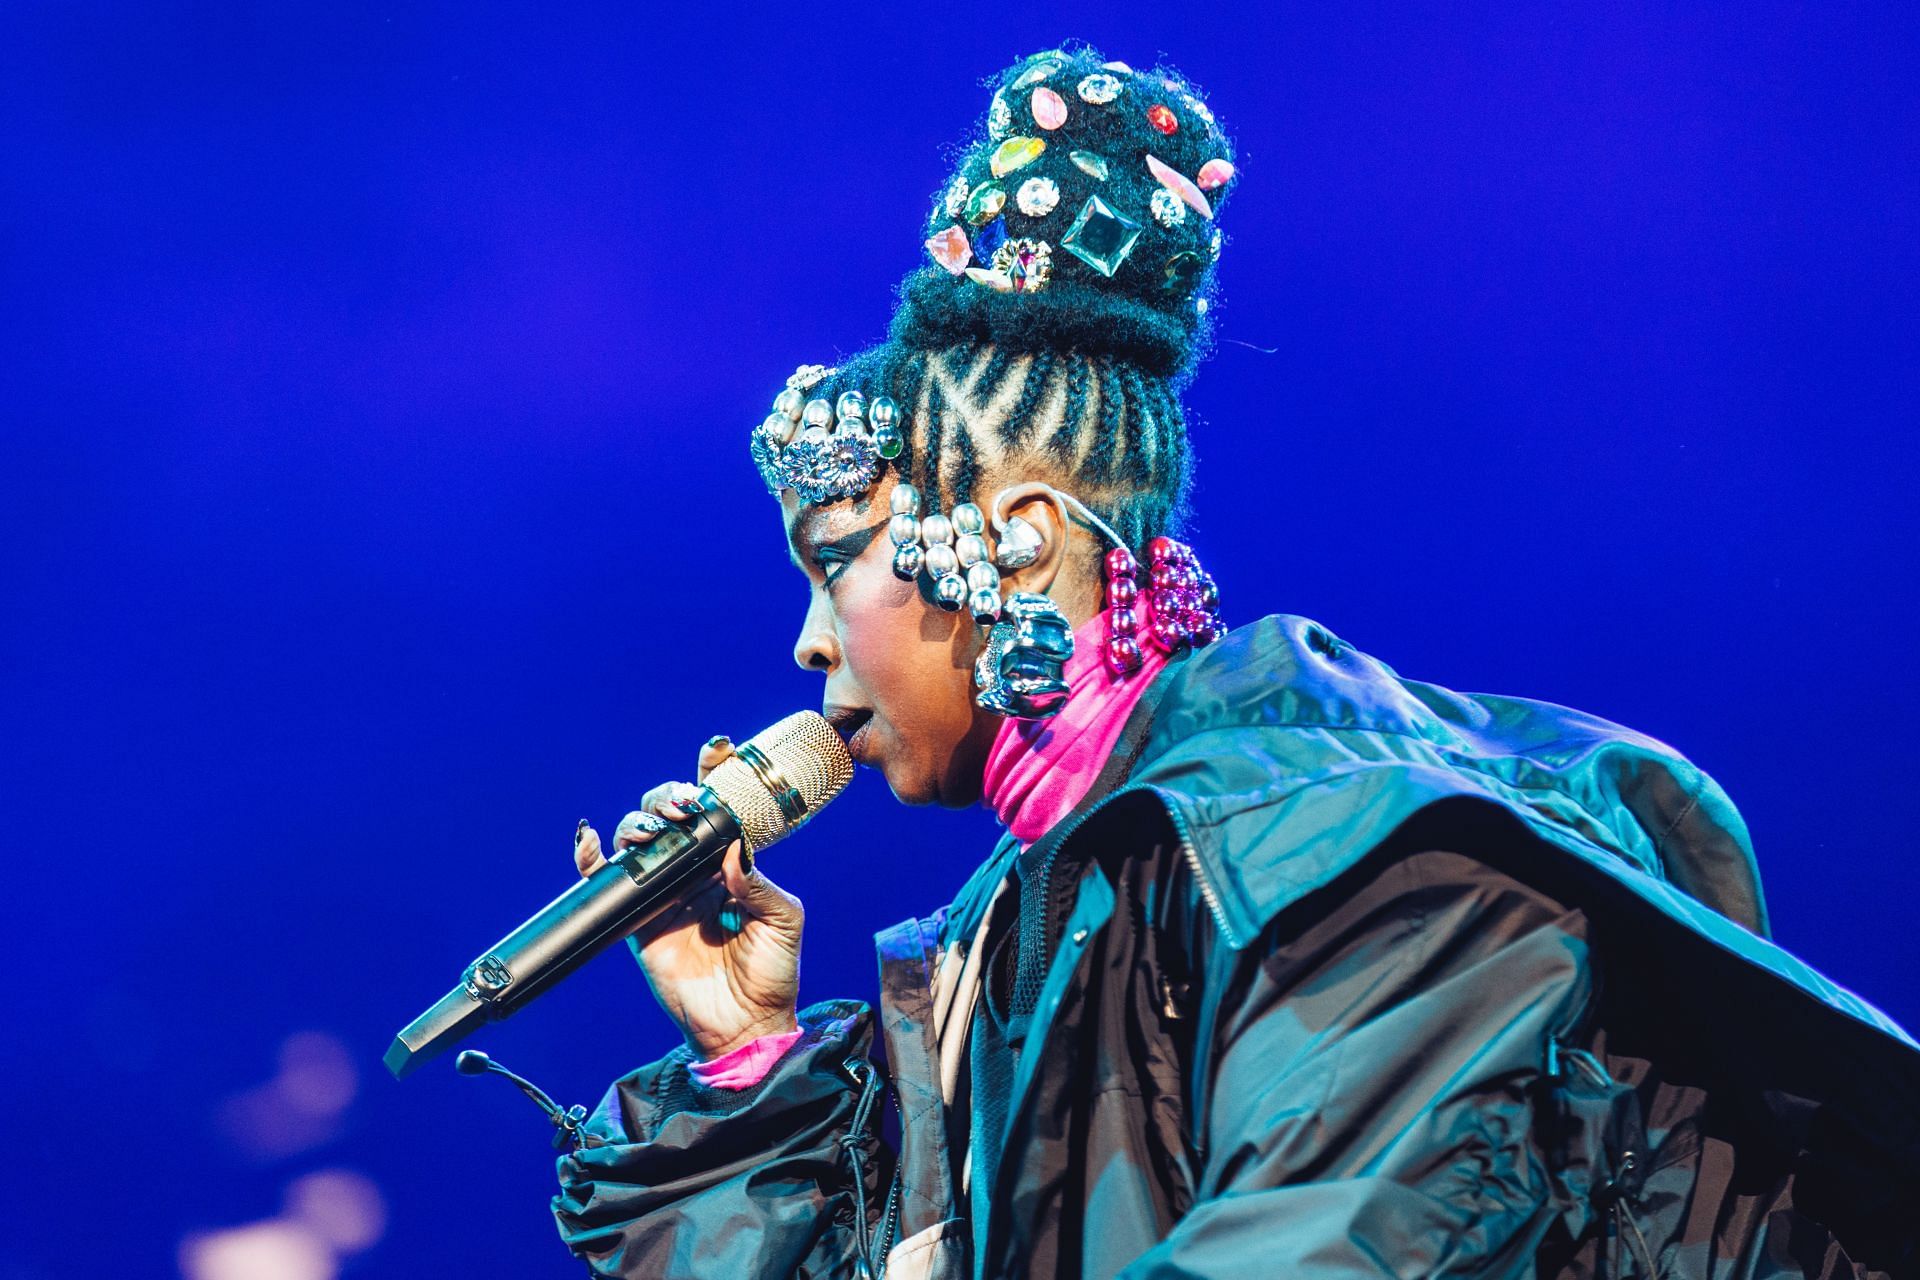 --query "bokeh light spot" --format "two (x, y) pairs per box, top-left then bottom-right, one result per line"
(179, 1219), (335, 1280)
(284, 1169), (387, 1254)
(277, 1031), (357, 1116)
